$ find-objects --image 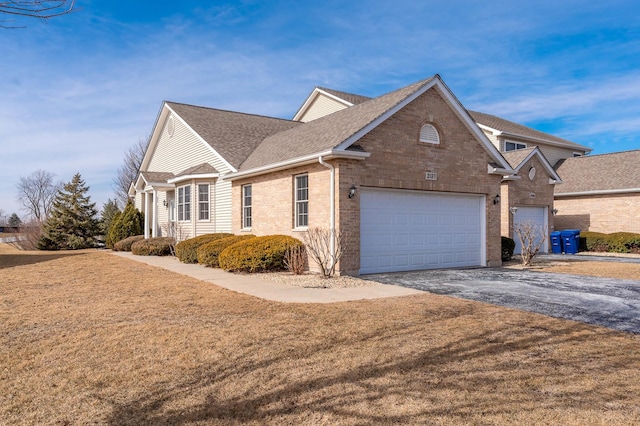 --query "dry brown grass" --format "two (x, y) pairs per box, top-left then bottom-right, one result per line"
(2, 244), (640, 425)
